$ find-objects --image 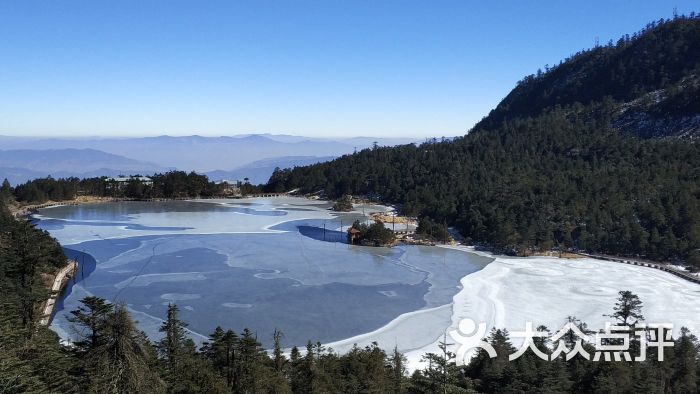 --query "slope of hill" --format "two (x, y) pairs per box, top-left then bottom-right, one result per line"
(266, 16), (700, 266)
(475, 15), (700, 139)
